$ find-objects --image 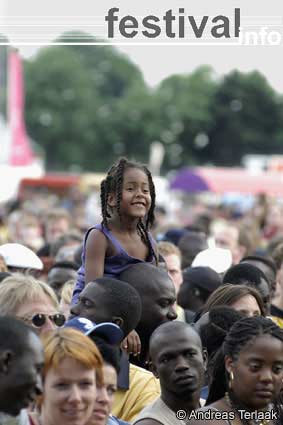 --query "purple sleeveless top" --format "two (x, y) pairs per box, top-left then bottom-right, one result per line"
(72, 223), (156, 305)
